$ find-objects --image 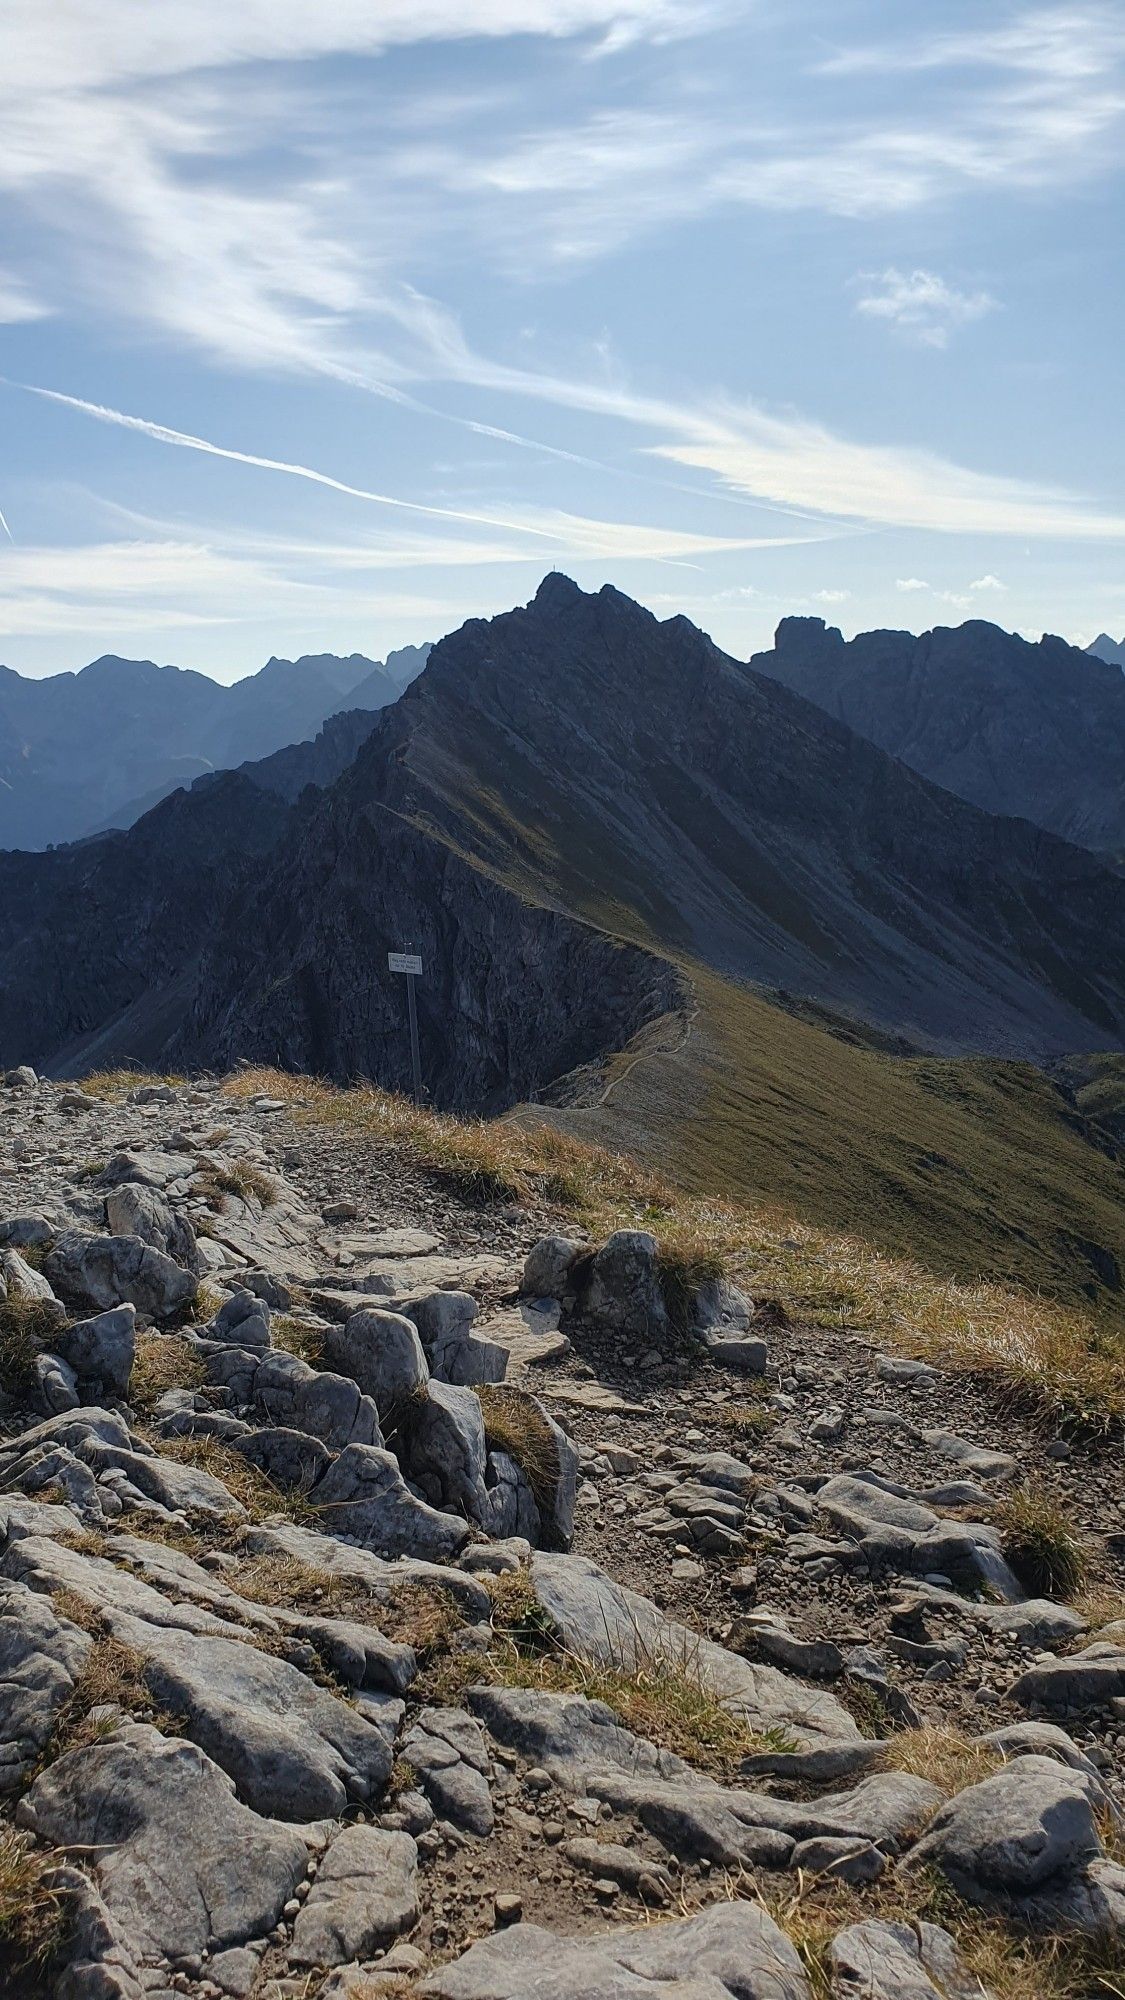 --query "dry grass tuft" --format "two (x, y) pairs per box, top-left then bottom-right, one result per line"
(995, 1485), (1090, 1600)
(129, 1332), (206, 1409)
(473, 1384), (561, 1529)
(696, 1396), (775, 1440)
(426, 1587), (795, 1778)
(271, 1315), (327, 1367)
(235, 1551), (375, 1621)
(379, 1581), (468, 1659)
(79, 1069), (184, 1101)
(754, 1869), (1125, 2000)
(0, 1293), (64, 1390)
(196, 1161), (278, 1211)
(1074, 1586), (1125, 1636)
(0, 1827), (69, 1970)
(881, 1724), (1003, 1796)
(153, 1433), (319, 1525)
